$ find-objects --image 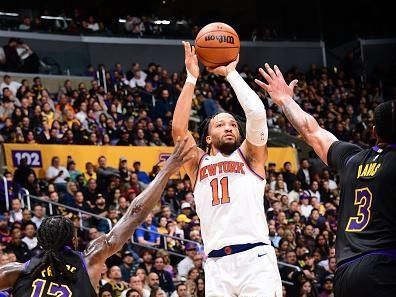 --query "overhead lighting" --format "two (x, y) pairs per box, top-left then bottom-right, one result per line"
(118, 18), (126, 23)
(154, 20), (171, 25)
(41, 15), (72, 21)
(0, 11), (19, 17)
